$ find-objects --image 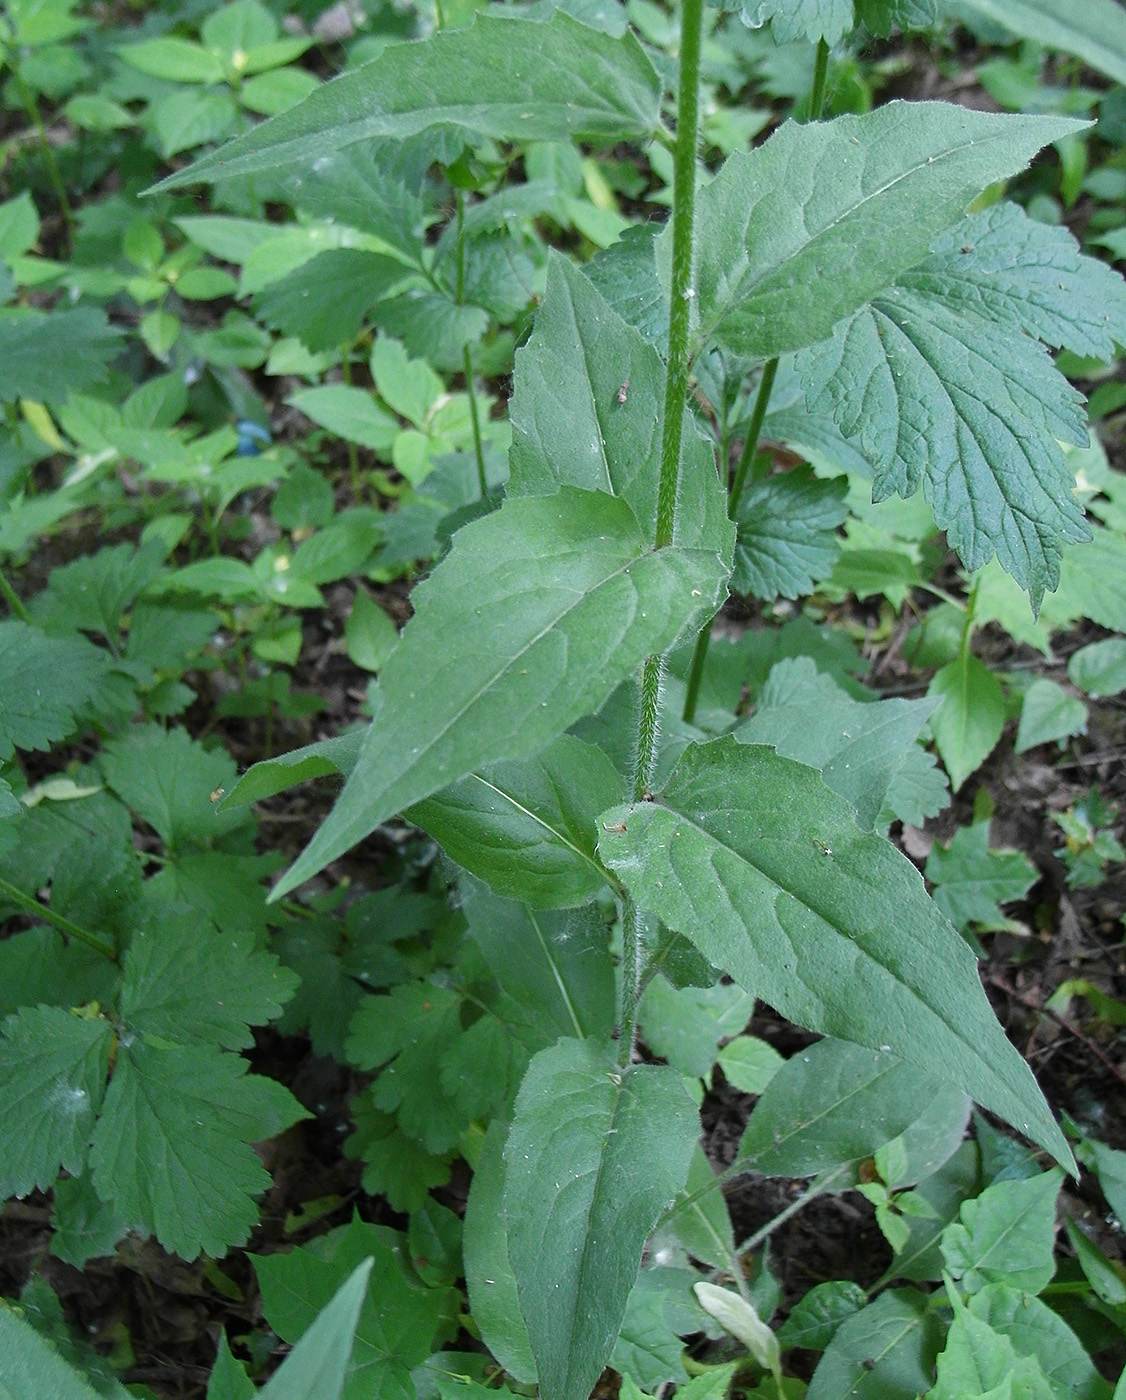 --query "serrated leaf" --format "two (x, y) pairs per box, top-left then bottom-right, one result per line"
(0, 1307), (105, 1400)
(735, 656), (941, 830)
(254, 250), (414, 352)
(738, 1037), (953, 1181)
(925, 819), (1037, 932)
(50, 1174), (130, 1269)
(0, 307), (123, 402)
(0, 621), (115, 760)
(956, 0), (1126, 87)
(1014, 679), (1087, 754)
(806, 1289), (942, 1400)
(154, 12), (661, 190)
(941, 1170), (1062, 1296)
(273, 487), (732, 899)
(687, 102), (1084, 359)
(463, 1120), (538, 1385)
(343, 1100), (452, 1213)
(120, 917), (297, 1050)
(857, 0), (941, 37)
(89, 1041), (307, 1260)
(739, 0), (854, 44)
(598, 739), (1071, 1168)
(258, 1260), (373, 1400)
(0, 1007), (112, 1197)
(409, 735), (623, 908)
(503, 1038), (698, 1400)
(928, 656), (1005, 793)
(732, 468), (847, 601)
